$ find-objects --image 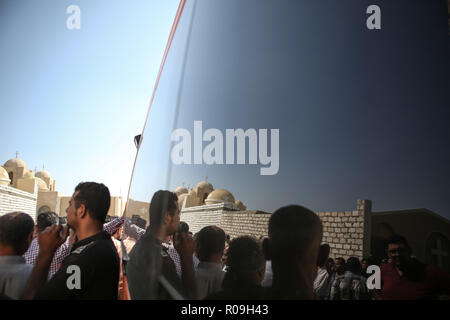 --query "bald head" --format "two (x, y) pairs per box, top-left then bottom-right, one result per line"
(0, 212), (34, 255)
